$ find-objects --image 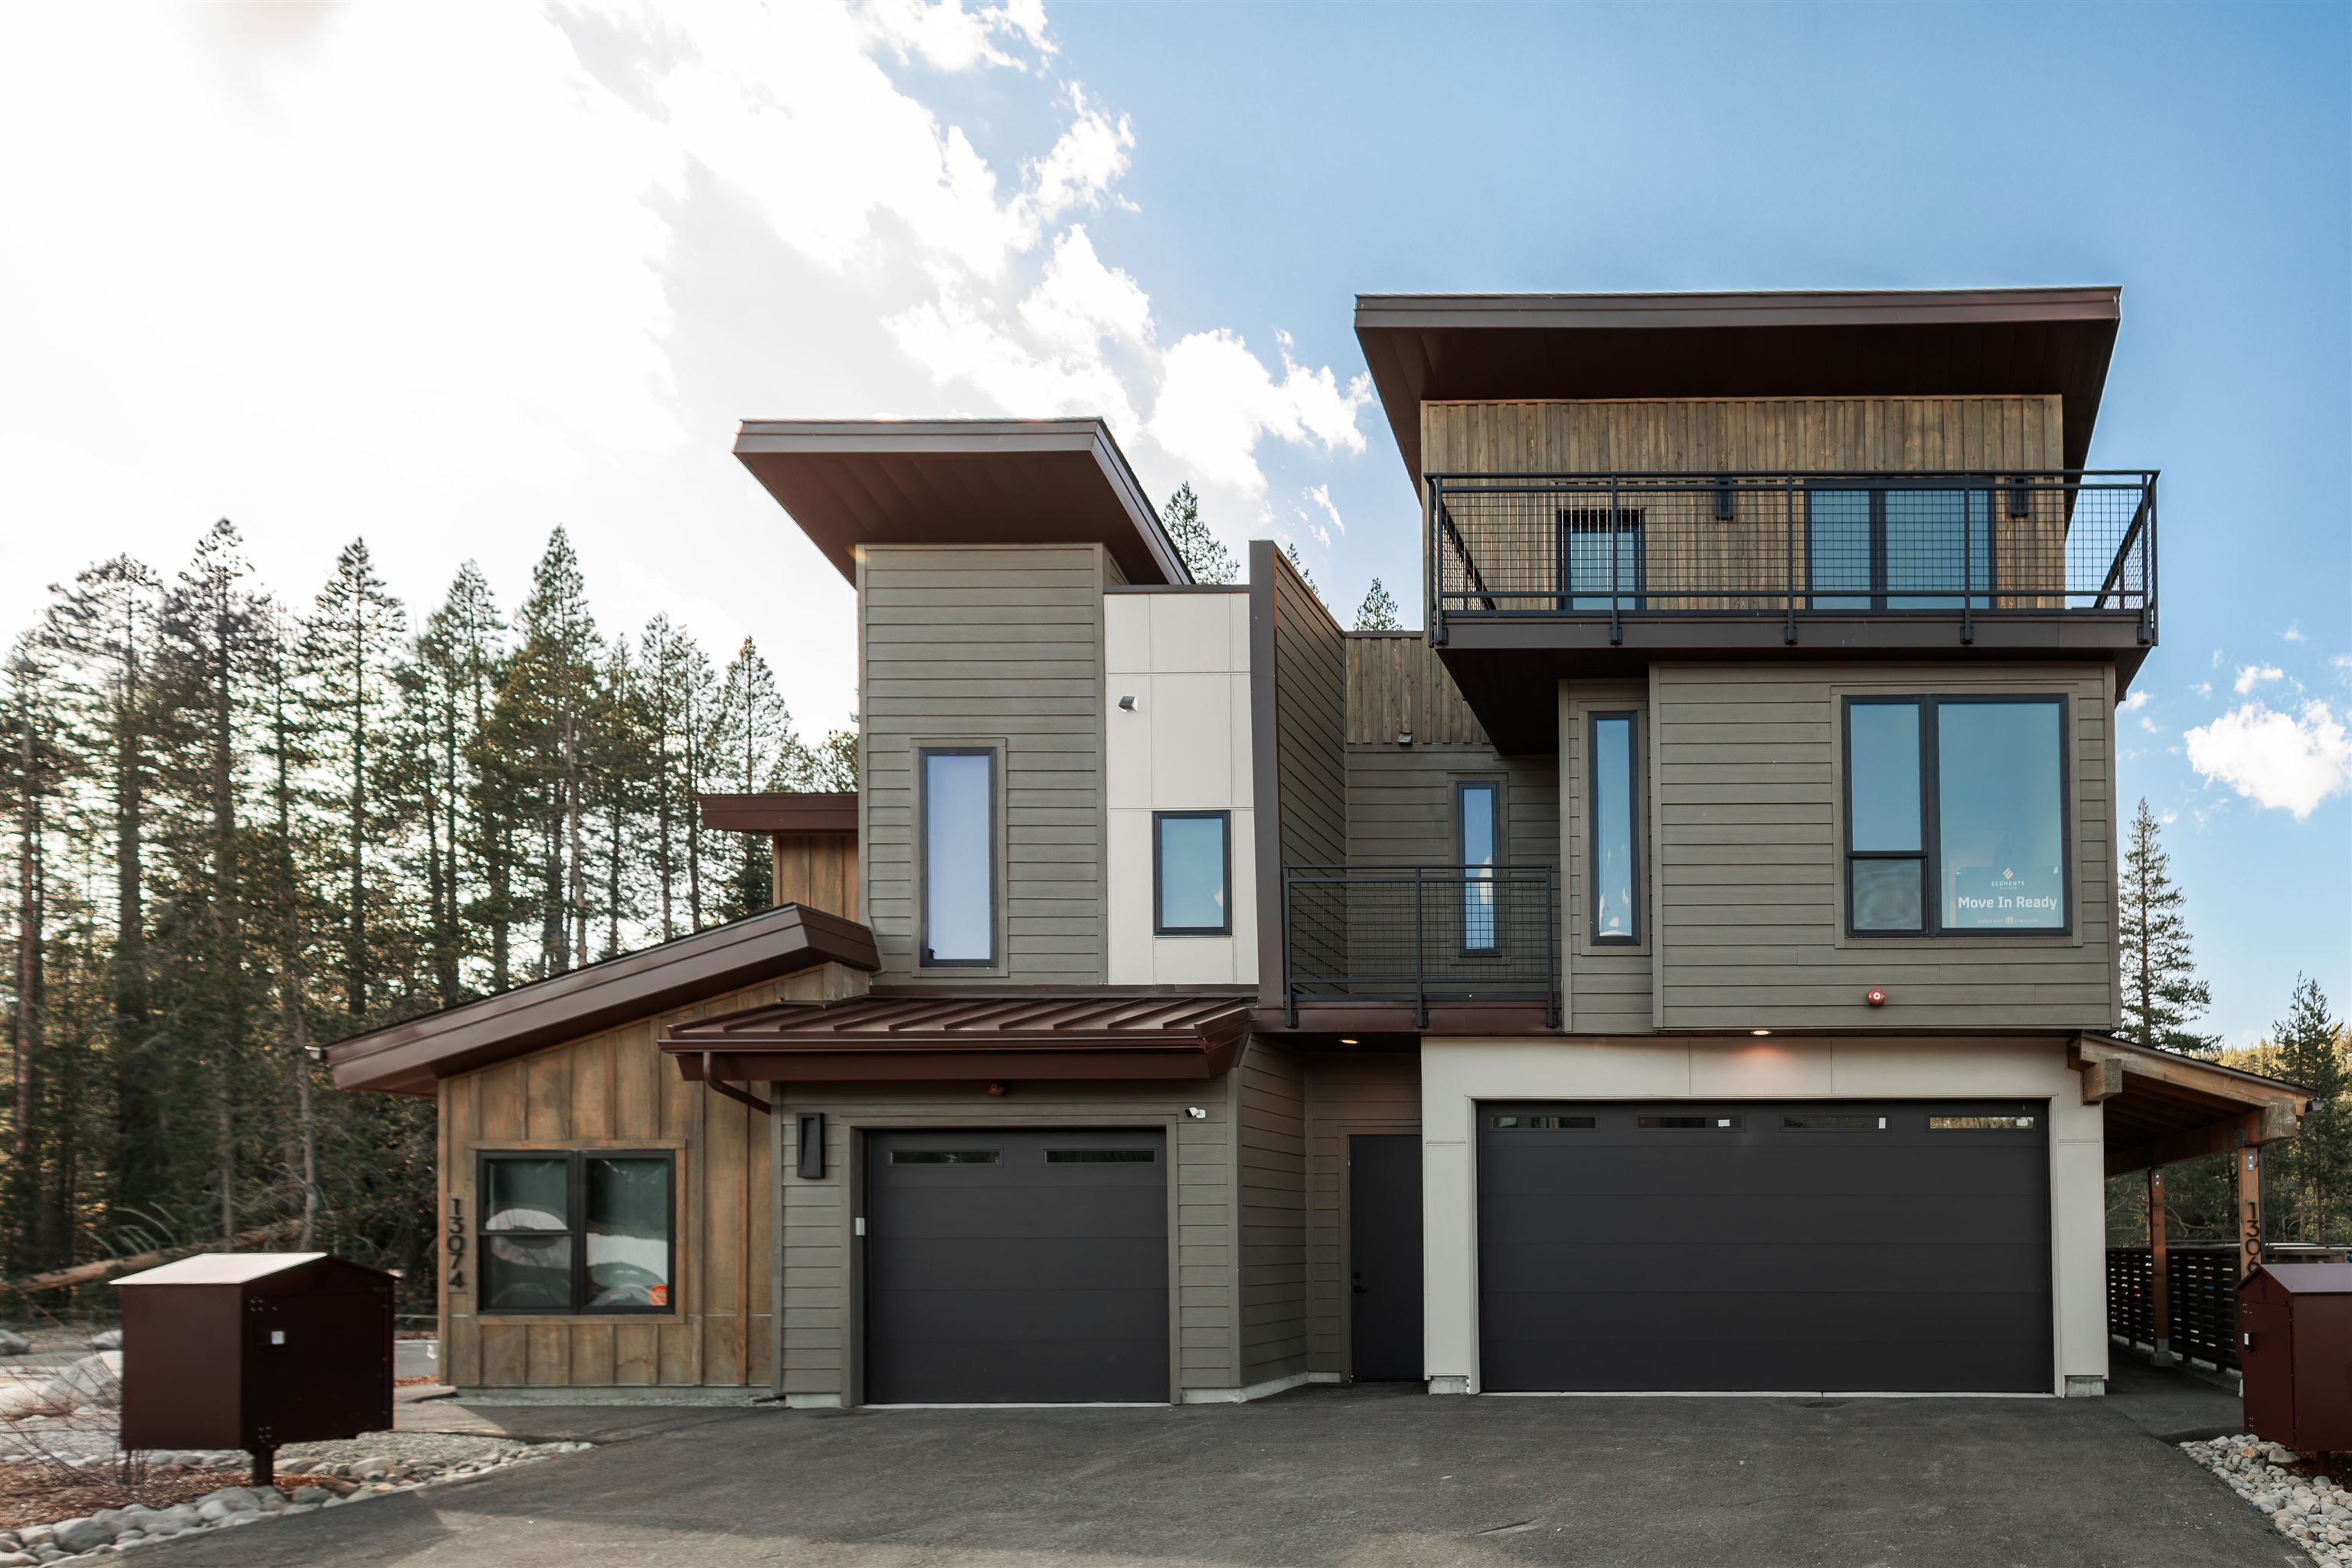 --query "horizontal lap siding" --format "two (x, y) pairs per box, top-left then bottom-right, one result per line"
(1561, 681), (1652, 1032)
(1653, 662), (2116, 1031)
(861, 545), (1108, 983)
(776, 1083), (1236, 1399)
(1305, 1053), (1420, 1376)
(1347, 748), (1560, 869)
(444, 966), (861, 1390)
(1238, 1040), (1306, 1386)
